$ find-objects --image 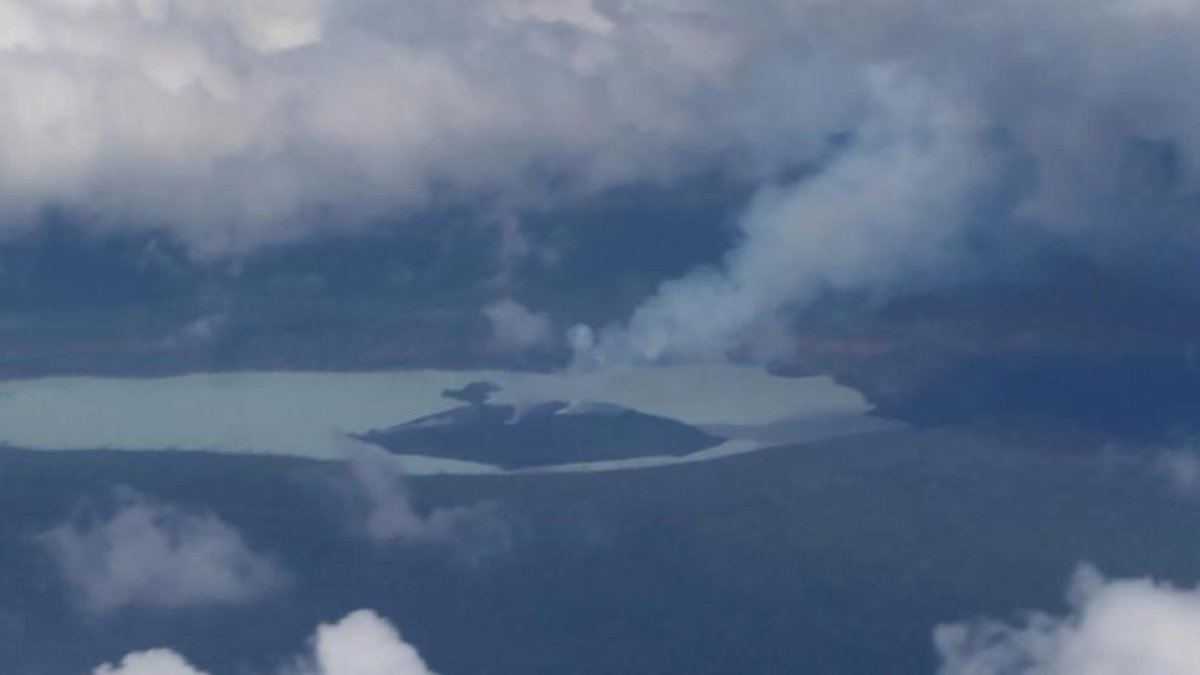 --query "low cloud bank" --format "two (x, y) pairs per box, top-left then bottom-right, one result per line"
(936, 565), (1200, 675)
(39, 490), (287, 615)
(94, 609), (435, 675)
(0, 0), (851, 254)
